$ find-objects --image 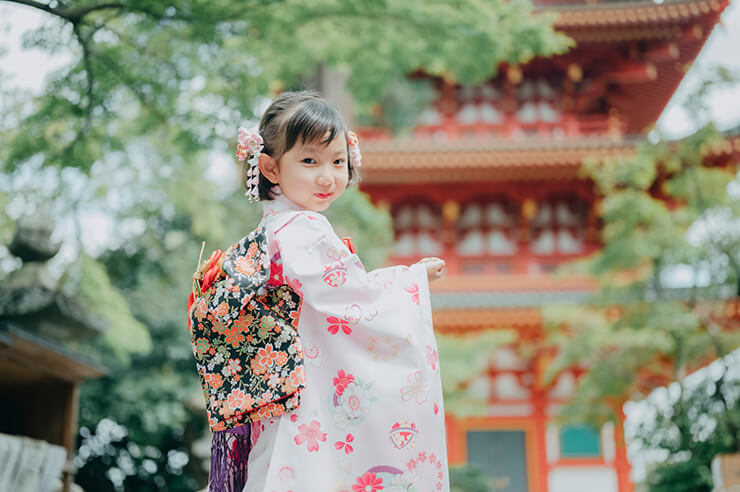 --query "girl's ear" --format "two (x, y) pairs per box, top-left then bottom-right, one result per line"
(258, 154), (280, 184)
